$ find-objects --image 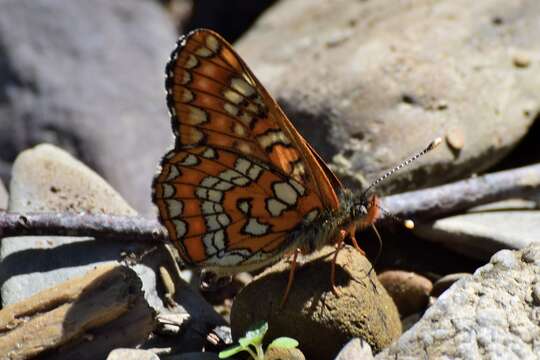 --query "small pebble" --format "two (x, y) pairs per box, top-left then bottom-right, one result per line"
(513, 52), (531, 68)
(265, 347), (306, 360)
(445, 127), (465, 151)
(378, 270), (433, 317)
